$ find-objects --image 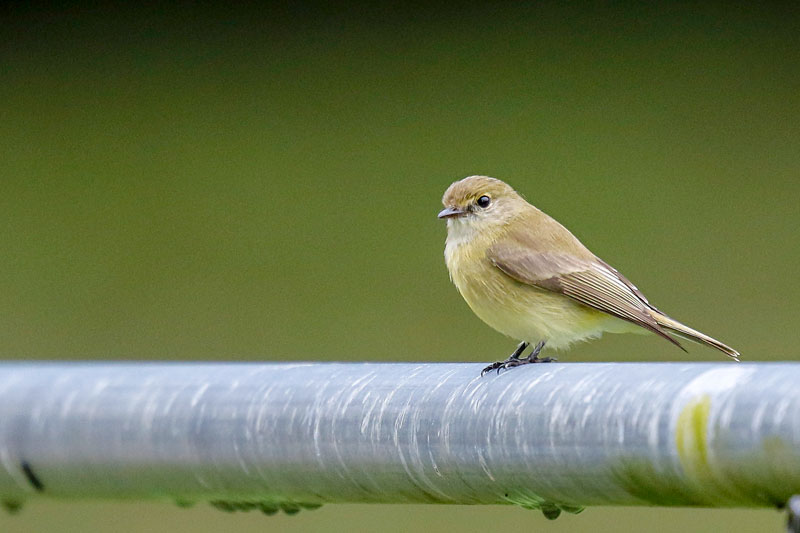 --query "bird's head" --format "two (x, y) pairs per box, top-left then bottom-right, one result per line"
(439, 176), (526, 236)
